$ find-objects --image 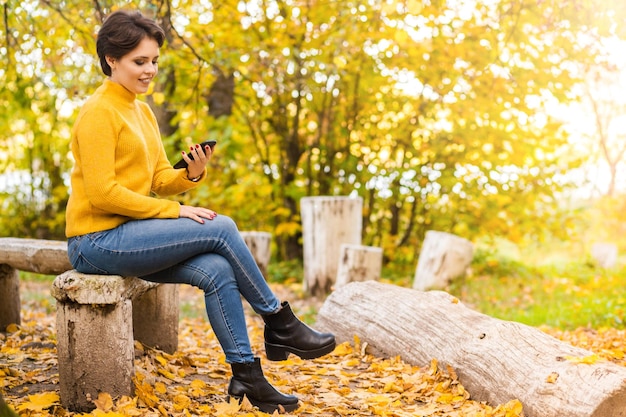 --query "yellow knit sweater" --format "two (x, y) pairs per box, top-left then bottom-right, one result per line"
(65, 80), (204, 237)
